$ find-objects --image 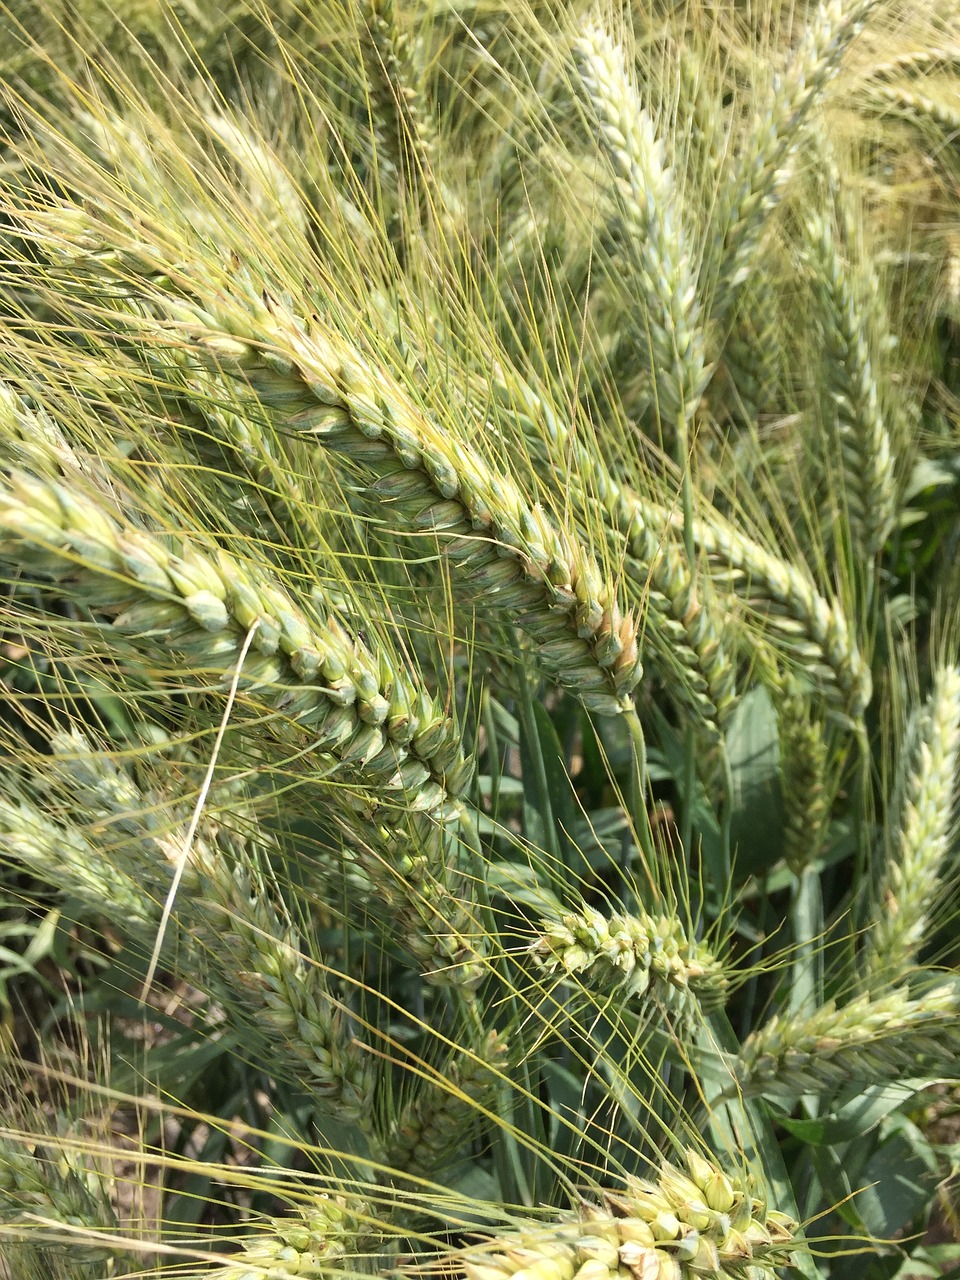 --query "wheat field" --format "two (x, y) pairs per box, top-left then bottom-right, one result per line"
(0, 0), (959, 1277)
